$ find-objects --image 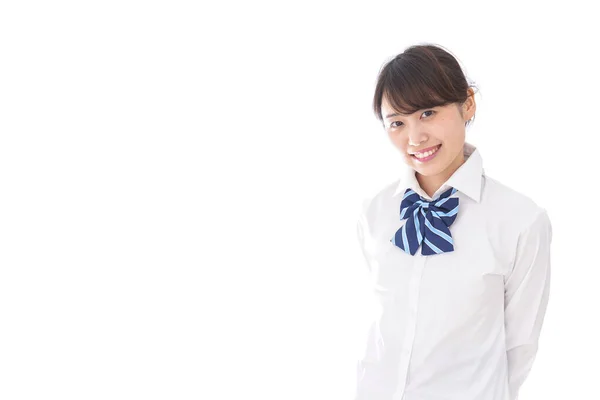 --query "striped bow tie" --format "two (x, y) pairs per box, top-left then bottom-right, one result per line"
(390, 187), (460, 256)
